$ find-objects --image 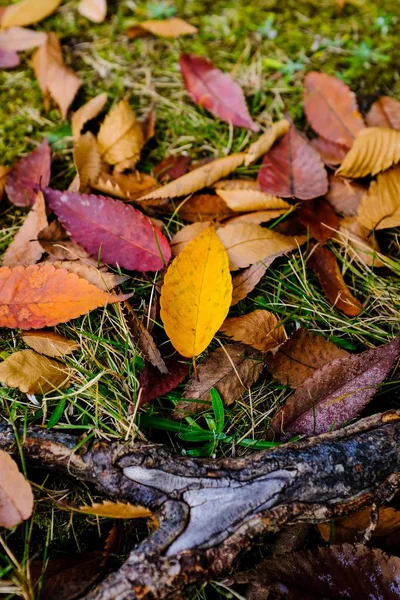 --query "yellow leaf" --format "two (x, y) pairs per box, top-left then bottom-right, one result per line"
(78, 0), (107, 23)
(244, 119), (290, 166)
(22, 330), (79, 358)
(357, 166), (400, 231)
(129, 17), (197, 38)
(97, 99), (144, 170)
(170, 222), (210, 256)
(0, 349), (71, 394)
(75, 501), (155, 522)
(1, 0), (61, 28)
(220, 310), (286, 351)
(73, 132), (101, 192)
(160, 227), (232, 358)
(71, 93), (108, 140)
(336, 127), (400, 178)
(215, 188), (290, 212)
